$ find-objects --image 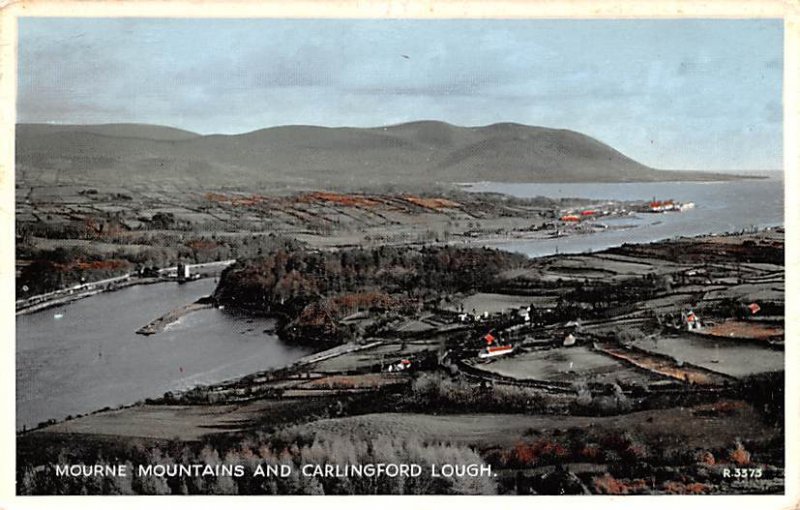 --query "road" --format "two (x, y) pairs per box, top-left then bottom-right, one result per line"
(16, 273), (132, 313)
(16, 260), (237, 314)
